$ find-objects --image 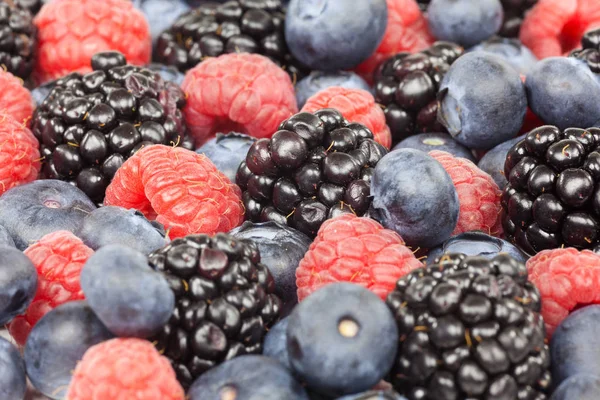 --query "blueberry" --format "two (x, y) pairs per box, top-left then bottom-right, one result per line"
(188, 355), (309, 400)
(438, 52), (527, 150)
(133, 0), (190, 42)
(197, 133), (256, 183)
(0, 247), (37, 325)
(0, 180), (96, 250)
(426, 231), (527, 264)
(468, 37), (538, 75)
(526, 57), (600, 130)
(229, 221), (311, 314)
(0, 224), (15, 248)
(551, 374), (600, 400)
(427, 0), (503, 48)
(295, 71), (372, 108)
(76, 206), (167, 255)
(0, 336), (26, 400)
(477, 135), (524, 189)
(370, 149), (459, 247)
(286, 283), (398, 397)
(24, 301), (114, 399)
(263, 316), (291, 370)
(336, 390), (408, 400)
(80, 244), (174, 338)
(144, 63), (185, 85)
(285, 0), (388, 71)
(392, 132), (476, 162)
(551, 305), (600, 387)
